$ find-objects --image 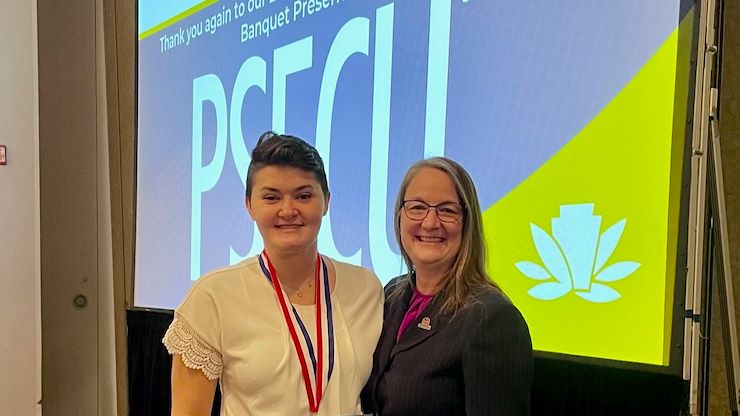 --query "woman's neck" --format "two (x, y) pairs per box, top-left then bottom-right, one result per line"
(265, 245), (317, 287)
(414, 268), (445, 295)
